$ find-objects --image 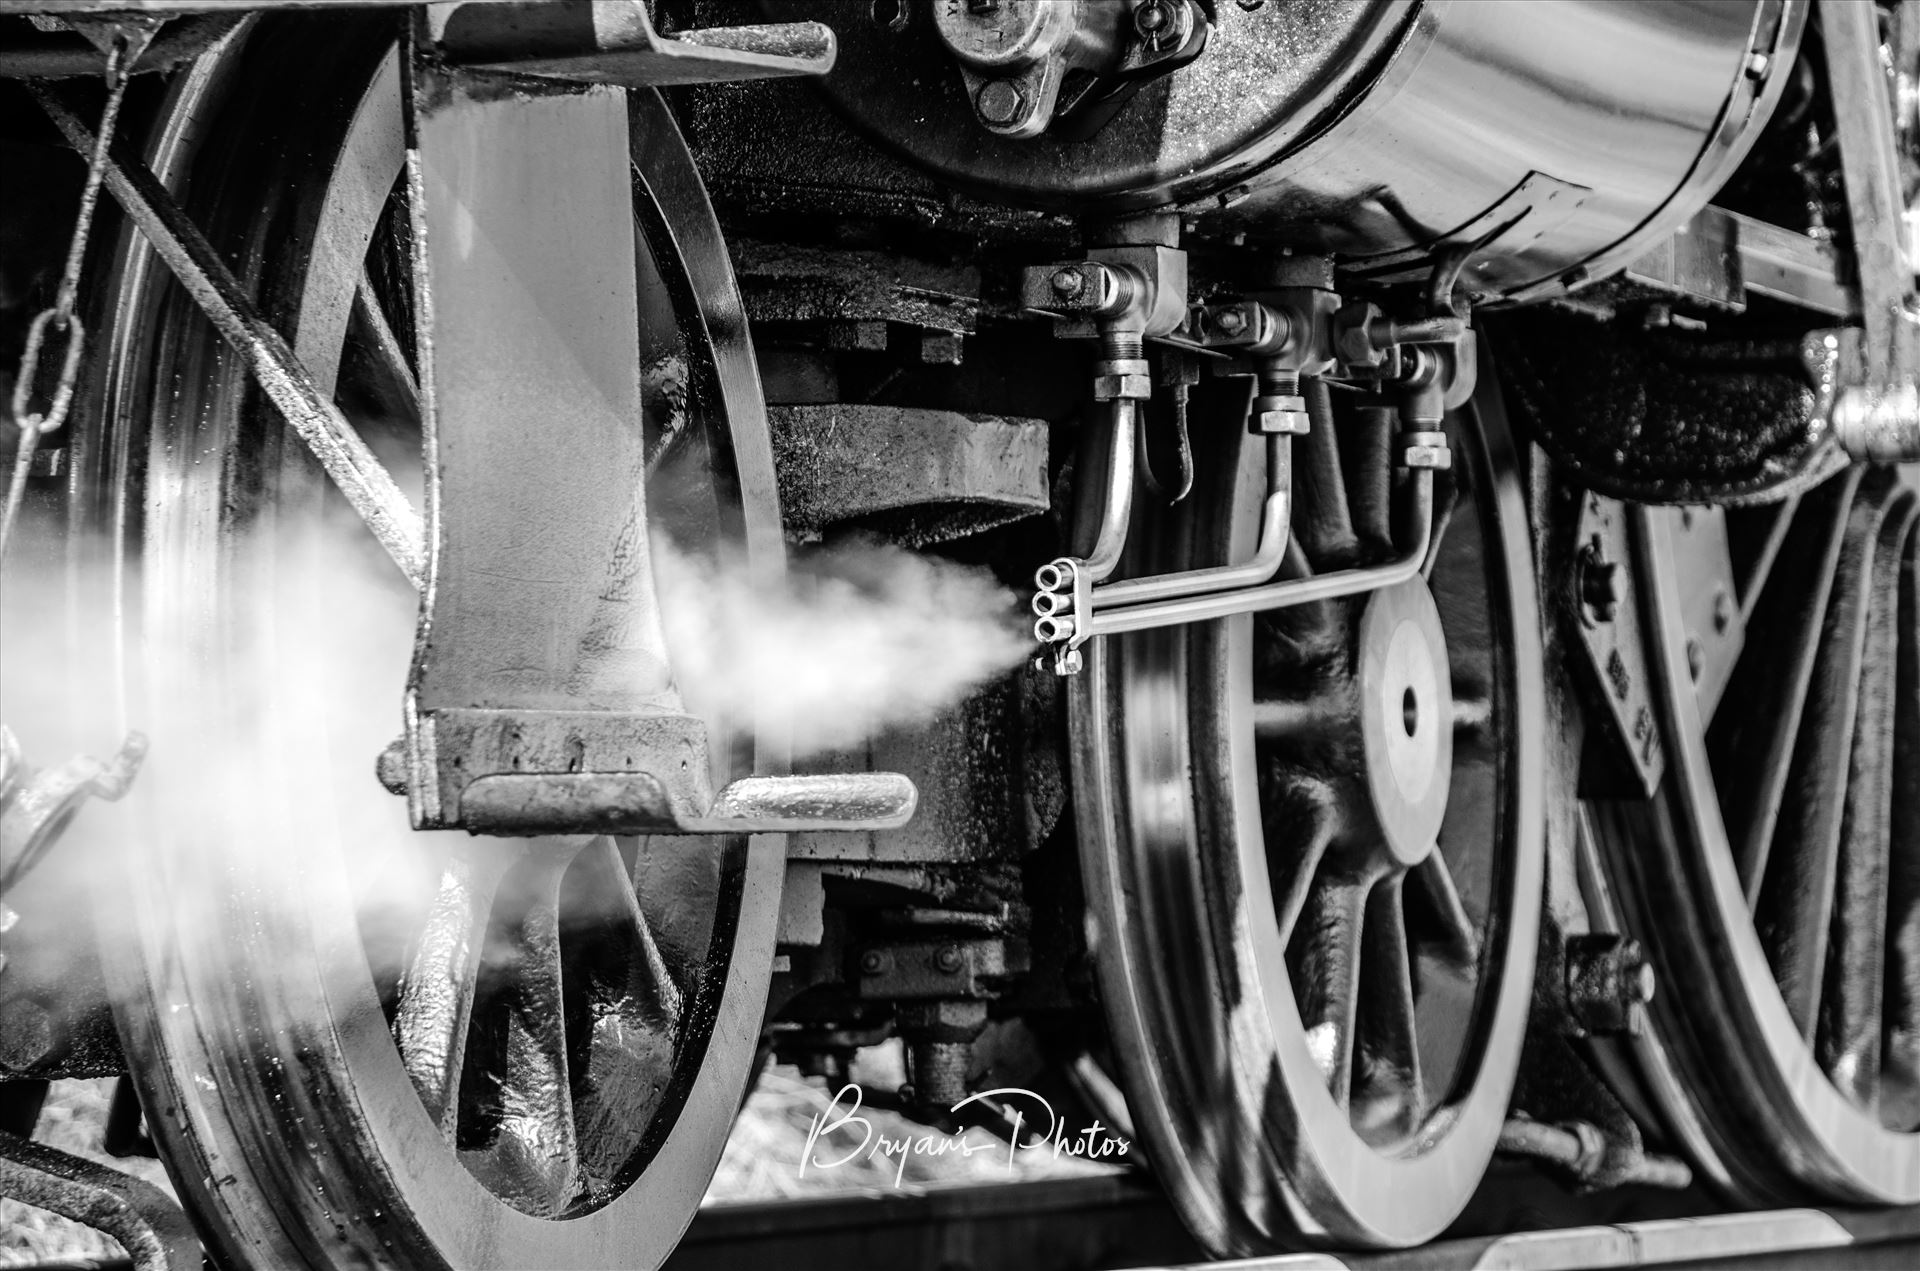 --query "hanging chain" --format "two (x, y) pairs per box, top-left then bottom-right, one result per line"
(0, 34), (133, 563)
